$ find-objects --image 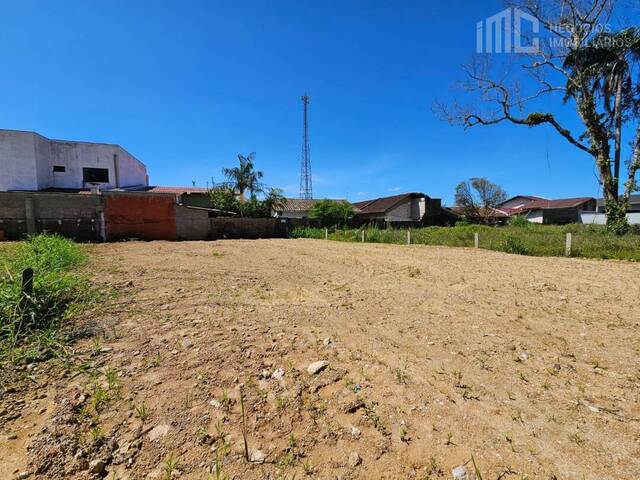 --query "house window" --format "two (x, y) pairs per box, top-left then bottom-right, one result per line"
(82, 167), (109, 183)
(53, 165), (66, 172)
